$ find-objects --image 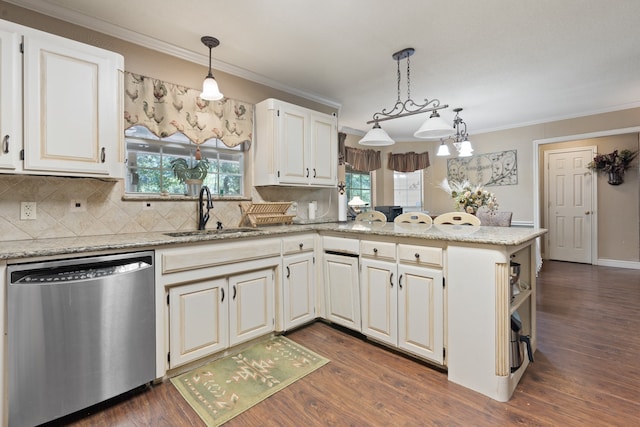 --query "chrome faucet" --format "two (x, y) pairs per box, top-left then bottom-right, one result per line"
(198, 185), (213, 230)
